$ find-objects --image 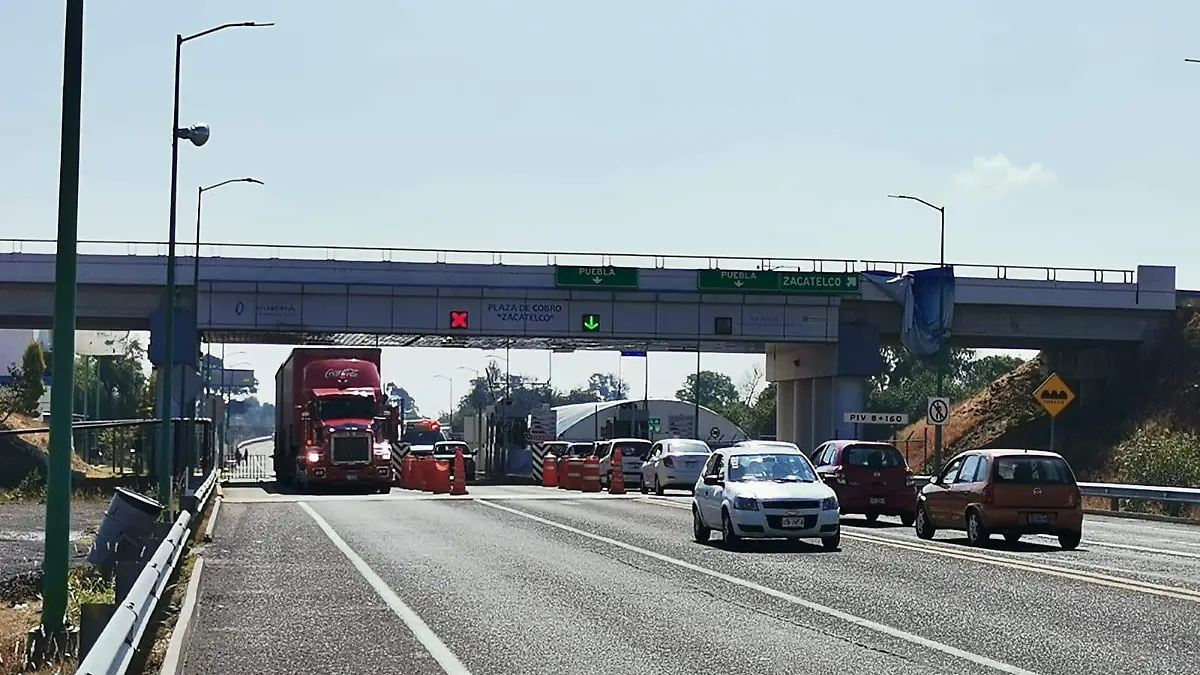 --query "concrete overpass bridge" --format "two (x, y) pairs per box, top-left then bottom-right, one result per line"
(0, 238), (1180, 446)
